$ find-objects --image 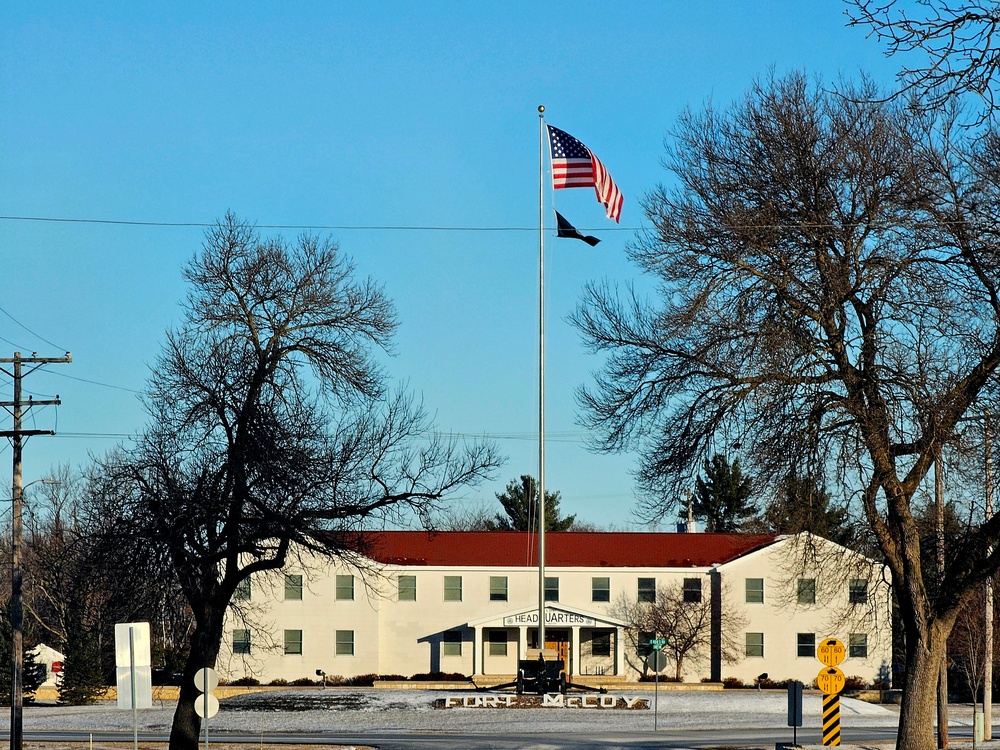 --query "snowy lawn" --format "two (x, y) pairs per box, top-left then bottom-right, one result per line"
(4, 689), (904, 736)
